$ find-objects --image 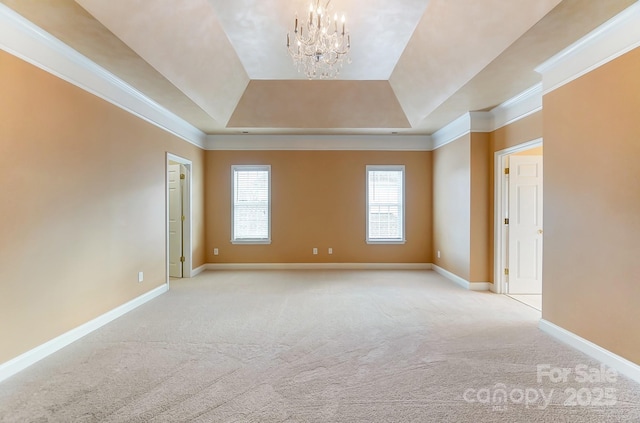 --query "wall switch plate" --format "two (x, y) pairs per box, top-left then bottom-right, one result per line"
(214, 248), (219, 256)
(138, 271), (144, 282)
(328, 248), (333, 255)
(313, 248), (318, 255)
(437, 250), (441, 258)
